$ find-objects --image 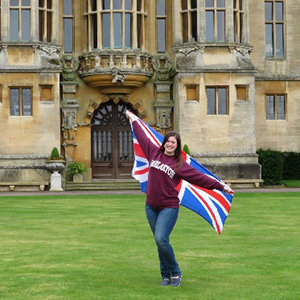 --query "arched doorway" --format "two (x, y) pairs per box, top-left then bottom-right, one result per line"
(91, 100), (138, 179)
